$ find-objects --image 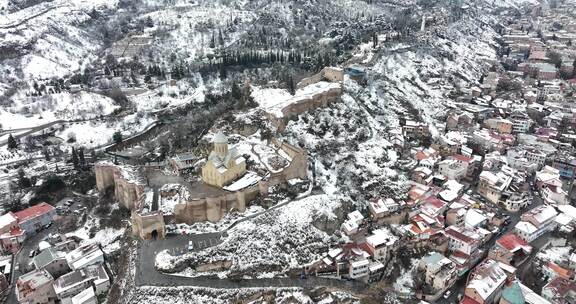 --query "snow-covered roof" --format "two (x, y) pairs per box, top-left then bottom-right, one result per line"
(347, 210), (364, 223)
(523, 205), (558, 226)
(515, 221), (538, 234)
(558, 205), (576, 220)
(222, 171), (262, 192)
(366, 228), (398, 248)
(467, 259), (507, 301)
(0, 213), (17, 229)
(465, 209), (488, 228)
